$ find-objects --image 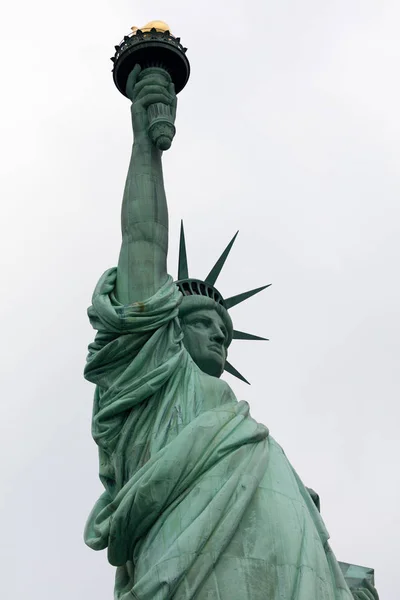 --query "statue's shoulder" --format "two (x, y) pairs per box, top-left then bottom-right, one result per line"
(198, 370), (237, 407)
